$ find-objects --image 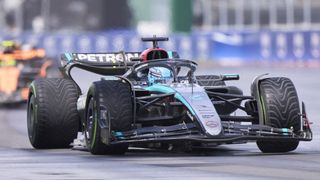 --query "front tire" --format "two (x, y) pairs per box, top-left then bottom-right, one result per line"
(85, 80), (133, 155)
(27, 78), (80, 149)
(256, 77), (300, 153)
